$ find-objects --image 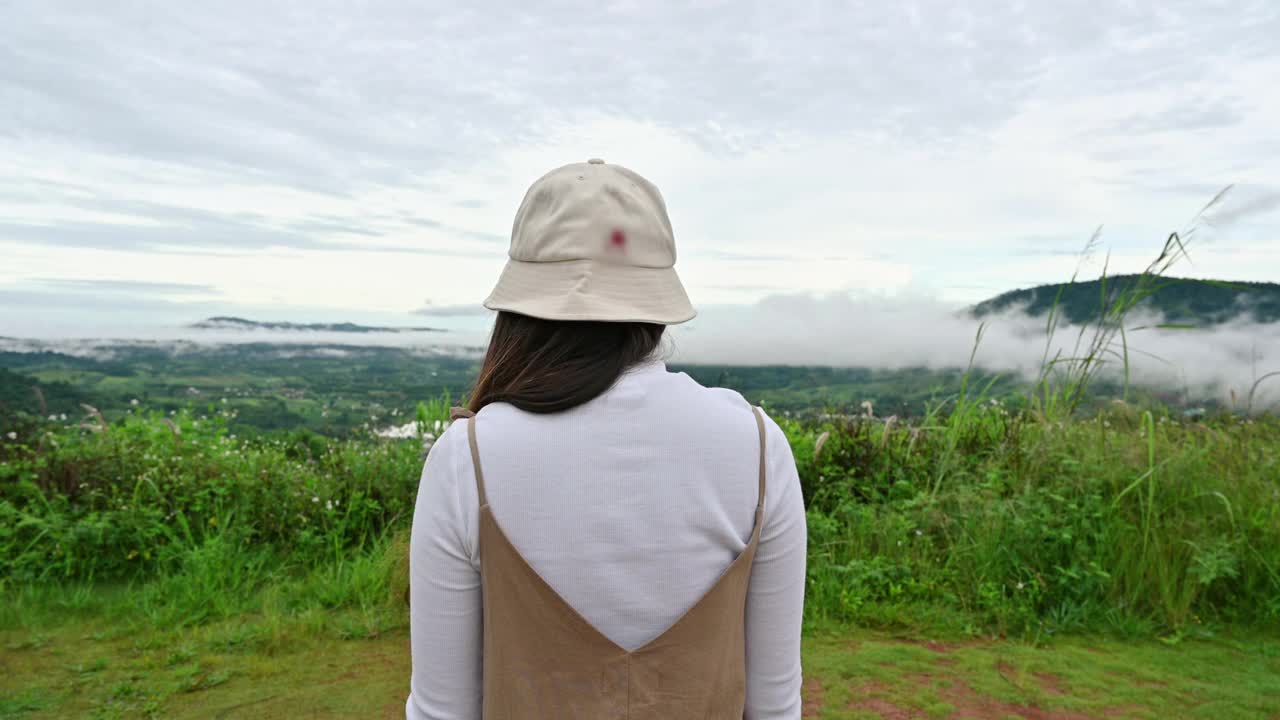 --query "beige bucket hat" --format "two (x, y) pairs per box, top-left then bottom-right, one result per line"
(483, 159), (696, 324)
